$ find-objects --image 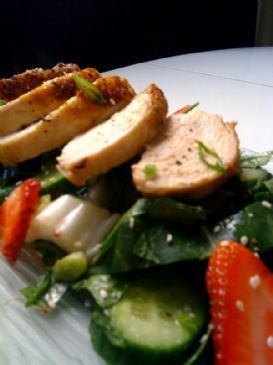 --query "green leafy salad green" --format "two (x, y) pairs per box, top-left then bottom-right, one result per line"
(1, 148), (273, 365)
